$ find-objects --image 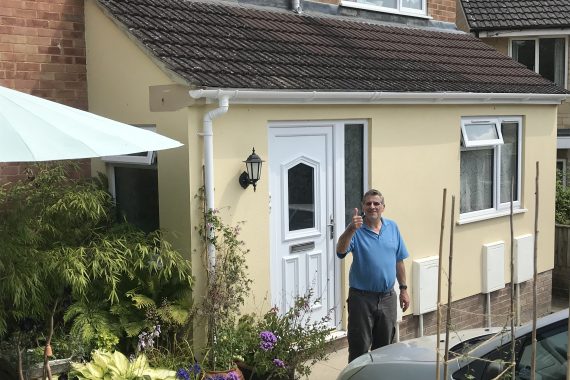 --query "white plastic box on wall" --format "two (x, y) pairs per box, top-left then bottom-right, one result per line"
(514, 234), (534, 284)
(412, 256), (439, 315)
(482, 241), (505, 293)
